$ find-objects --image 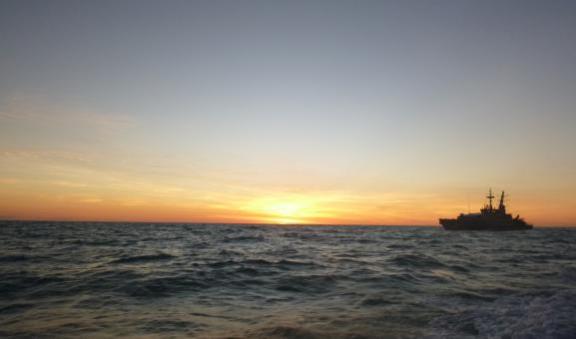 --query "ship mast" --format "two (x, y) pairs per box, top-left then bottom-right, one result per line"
(487, 188), (494, 211)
